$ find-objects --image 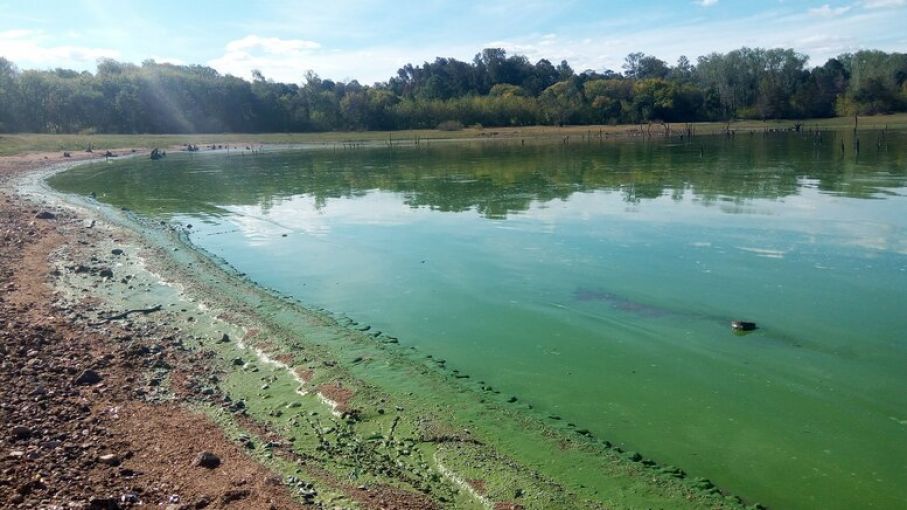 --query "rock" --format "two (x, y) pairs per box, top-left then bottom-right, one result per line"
(731, 320), (757, 332)
(218, 333), (230, 343)
(300, 488), (317, 503)
(16, 479), (46, 495)
(10, 425), (31, 440)
(219, 489), (250, 504)
(192, 451), (221, 469)
(691, 477), (715, 490)
(659, 465), (685, 478)
(120, 492), (141, 504)
(111, 249), (124, 256)
(507, 396), (518, 403)
(99, 268), (114, 278)
(99, 453), (120, 465)
(238, 435), (254, 449)
(192, 496), (212, 508)
(74, 369), (102, 385)
(34, 211), (56, 220)
(87, 496), (122, 509)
